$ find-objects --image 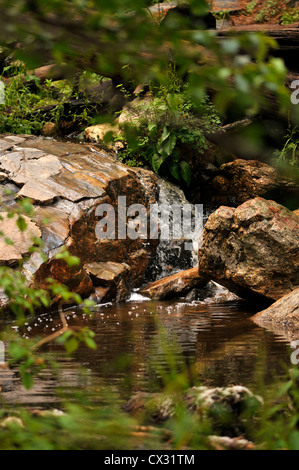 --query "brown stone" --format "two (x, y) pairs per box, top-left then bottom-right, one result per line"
(84, 261), (132, 302)
(198, 198), (299, 301)
(89, 286), (111, 304)
(0, 135), (160, 298)
(211, 159), (299, 208)
(42, 122), (57, 137)
(140, 267), (207, 300)
(35, 258), (94, 299)
(252, 289), (299, 337)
